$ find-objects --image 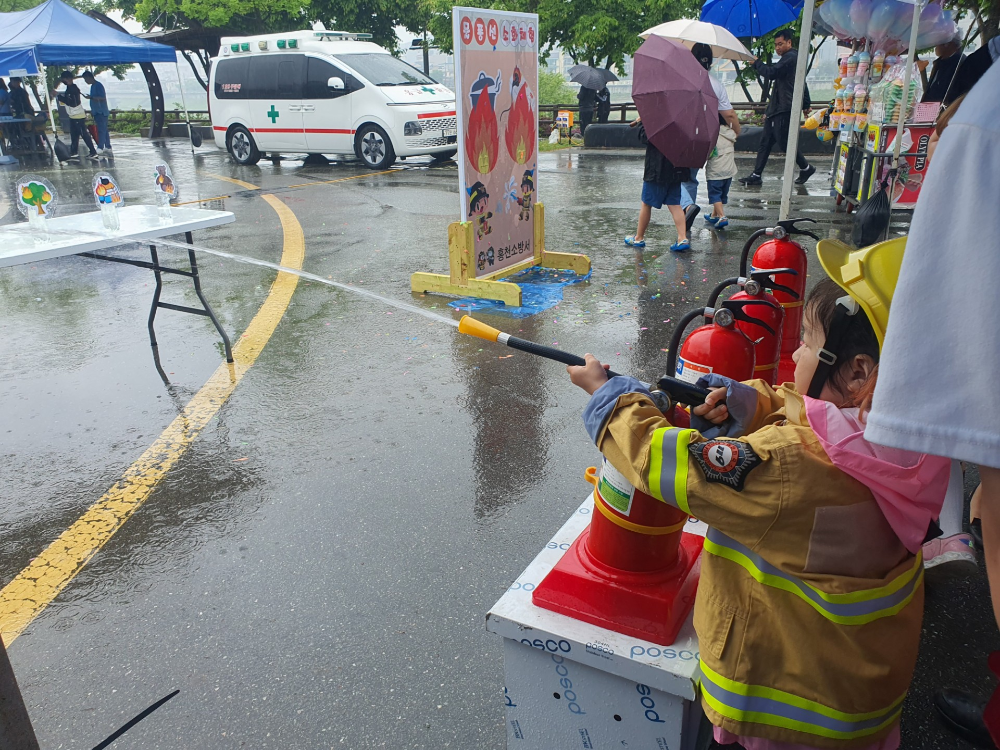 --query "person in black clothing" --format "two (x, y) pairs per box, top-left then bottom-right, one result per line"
(577, 85), (597, 133)
(8, 77), (33, 119)
(920, 35), (965, 103)
(595, 87), (611, 123)
(945, 36), (998, 105)
(624, 120), (692, 251)
(739, 29), (815, 186)
(53, 70), (96, 161)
